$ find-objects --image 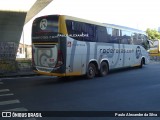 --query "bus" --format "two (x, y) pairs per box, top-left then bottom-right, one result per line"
(149, 40), (160, 60)
(32, 15), (150, 79)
